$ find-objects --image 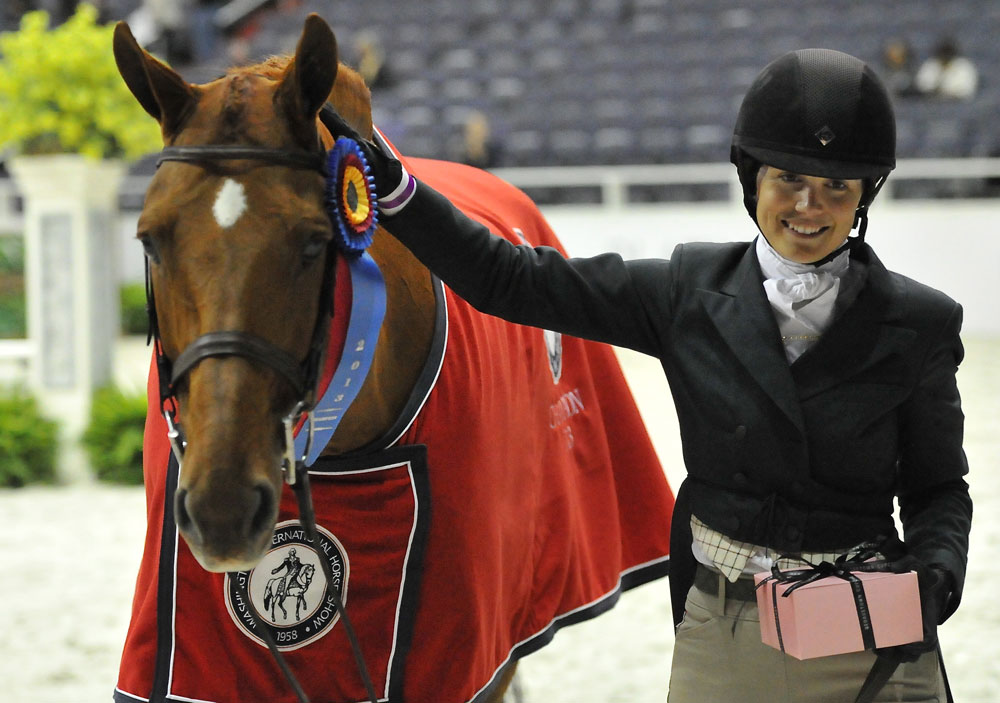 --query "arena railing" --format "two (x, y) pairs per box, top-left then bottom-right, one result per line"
(1, 156), (999, 377)
(2, 157), (1000, 225)
(489, 157), (1000, 207)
